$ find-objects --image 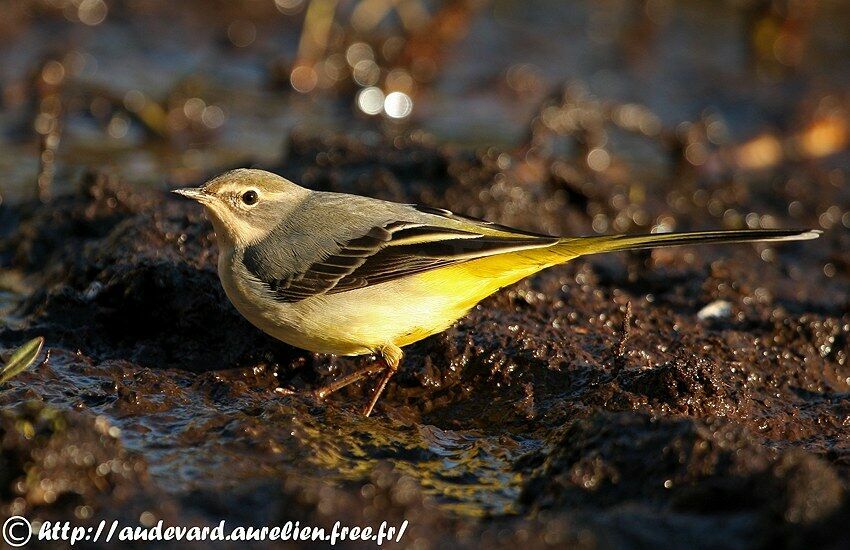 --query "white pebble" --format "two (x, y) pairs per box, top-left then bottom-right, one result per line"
(697, 300), (732, 320)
